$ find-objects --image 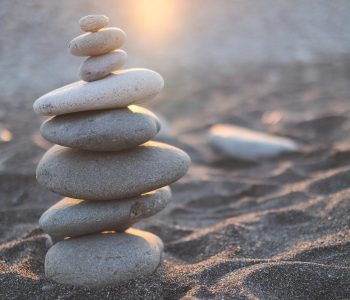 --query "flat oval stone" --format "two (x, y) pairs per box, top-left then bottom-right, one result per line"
(45, 229), (163, 287)
(79, 15), (109, 32)
(33, 68), (164, 116)
(80, 50), (127, 82)
(40, 106), (160, 151)
(39, 186), (171, 240)
(69, 28), (126, 56)
(36, 141), (190, 200)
